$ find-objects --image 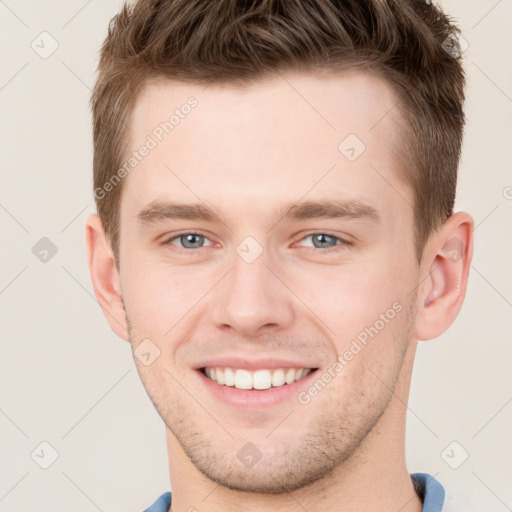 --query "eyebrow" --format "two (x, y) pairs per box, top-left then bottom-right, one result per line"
(137, 199), (381, 225)
(281, 199), (381, 223)
(138, 201), (218, 223)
